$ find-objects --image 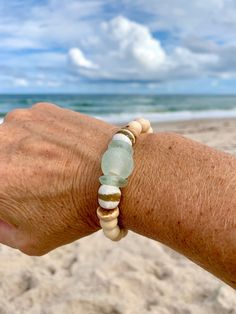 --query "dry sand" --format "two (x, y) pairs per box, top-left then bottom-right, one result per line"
(0, 118), (236, 314)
